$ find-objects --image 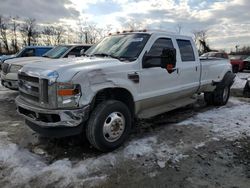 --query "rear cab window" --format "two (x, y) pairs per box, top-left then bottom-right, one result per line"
(21, 48), (35, 57)
(66, 46), (87, 57)
(36, 48), (52, 56)
(176, 39), (195, 62)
